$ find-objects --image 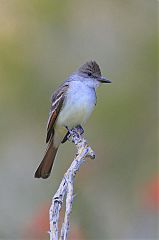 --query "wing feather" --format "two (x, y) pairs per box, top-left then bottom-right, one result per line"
(46, 83), (69, 143)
